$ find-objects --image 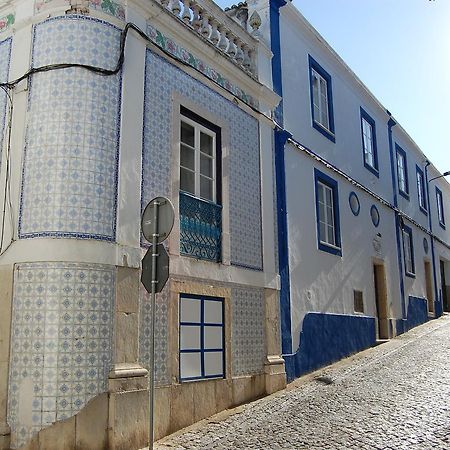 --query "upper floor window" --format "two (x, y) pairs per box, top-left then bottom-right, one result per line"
(309, 55), (335, 143)
(314, 169), (341, 256)
(360, 108), (378, 176)
(436, 187), (446, 229)
(179, 107), (222, 262)
(180, 115), (217, 202)
(416, 166), (427, 214)
(396, 144), (409, 199)
(402, 224), (415, 277)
